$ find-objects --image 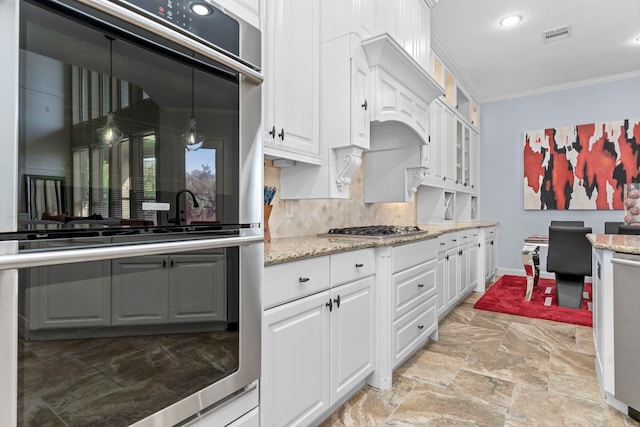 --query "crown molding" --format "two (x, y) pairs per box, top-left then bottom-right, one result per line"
(483, 70), (640, 103)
